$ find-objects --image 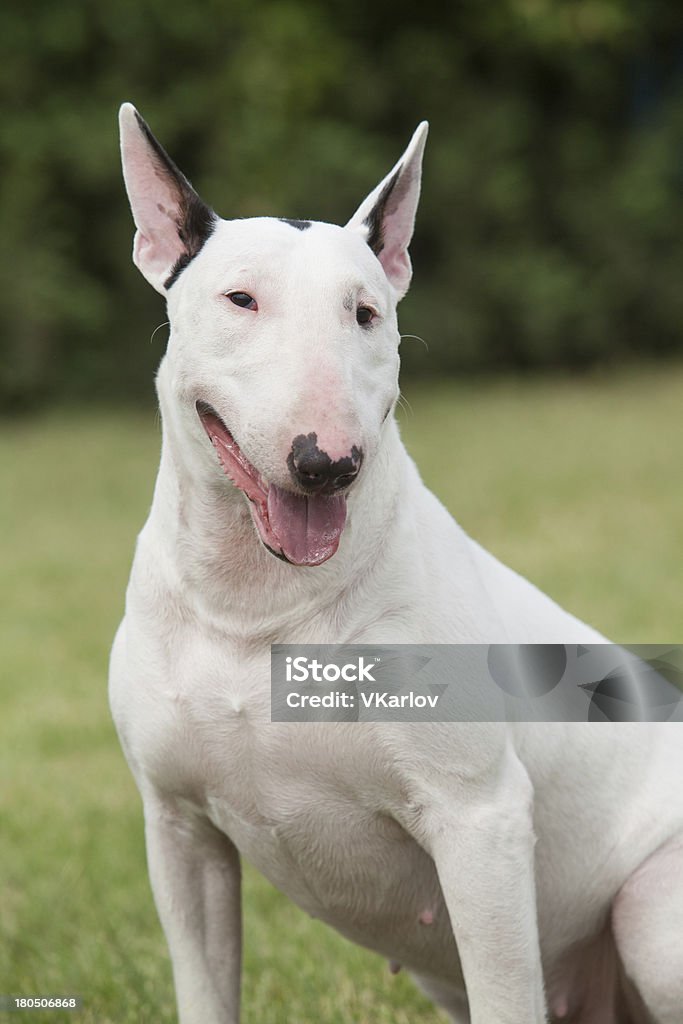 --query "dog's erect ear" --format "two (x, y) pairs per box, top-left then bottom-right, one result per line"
(346, 122), (428, 299)
(118, 103), (216, 294)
